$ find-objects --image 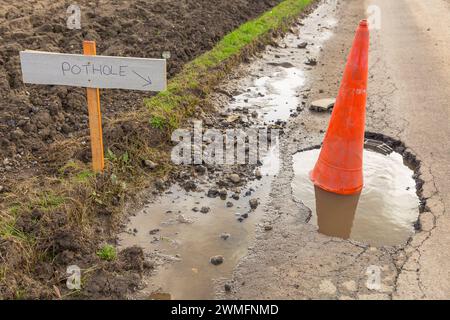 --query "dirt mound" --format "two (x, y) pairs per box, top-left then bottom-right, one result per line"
(0, 0), (282, 178)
